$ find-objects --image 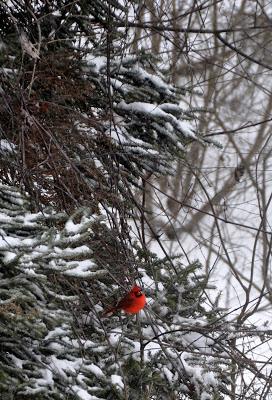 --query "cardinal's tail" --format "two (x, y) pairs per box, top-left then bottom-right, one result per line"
(101, 306), (118, 317)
